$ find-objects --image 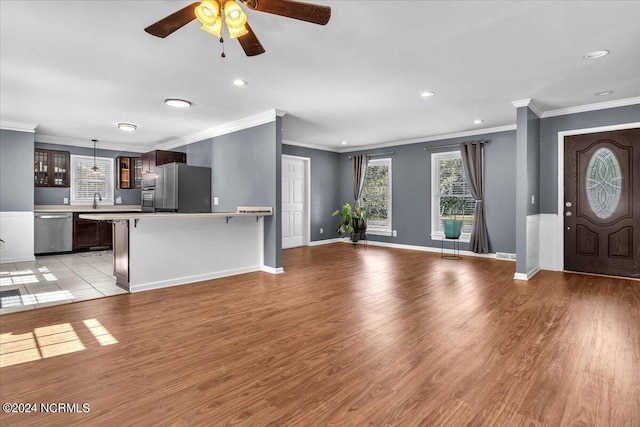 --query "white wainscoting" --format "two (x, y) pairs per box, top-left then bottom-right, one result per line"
(539, 214), (561, 271)
(0, 211), (35, 263)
